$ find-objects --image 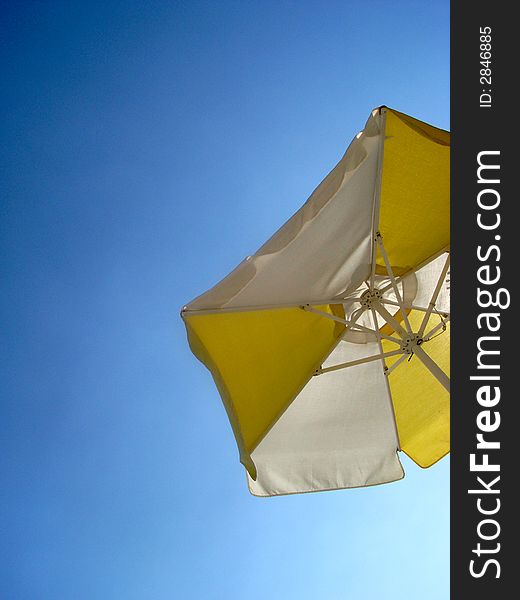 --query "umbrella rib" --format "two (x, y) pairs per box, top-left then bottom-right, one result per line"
(378, 246), (451, 295)
(384, 353), (408, 376)
(369, 108), (387, 290)
(380, 298), (450, 317)
(375, 232), (413, 334)
(302, 305), (402, 345)
(370, 307), (402, 451)
(372, 301), (408, 338)
(315, 349), (403, 375)
(413, 346), (450, 392)
(379, 332), (402, 345)
(302, 305), (374, 335)
(378, 278), (403, 295)
(417, 253), (451, 338)
(183, 297), (364, 316)
(423, 315), (450, 341)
